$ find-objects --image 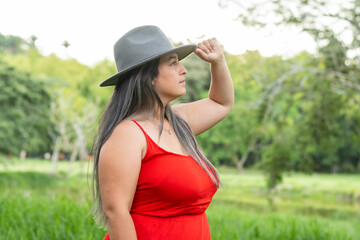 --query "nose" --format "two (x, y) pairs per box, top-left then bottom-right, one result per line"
(180, 63), (187, 75)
